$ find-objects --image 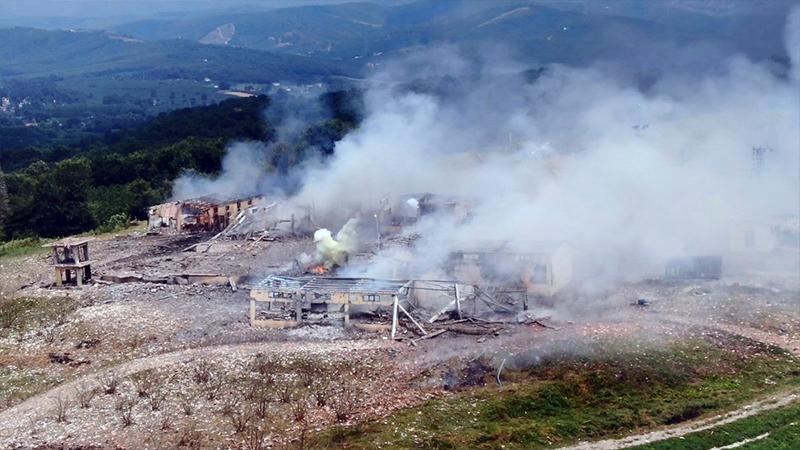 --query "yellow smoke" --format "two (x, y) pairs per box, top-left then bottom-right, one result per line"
(313, 218), (360, 268)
